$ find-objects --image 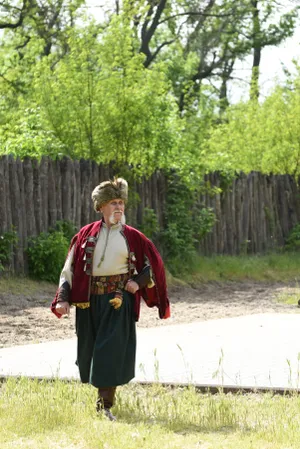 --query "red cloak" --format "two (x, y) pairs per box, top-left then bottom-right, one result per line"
(51, 220), (170, 321)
